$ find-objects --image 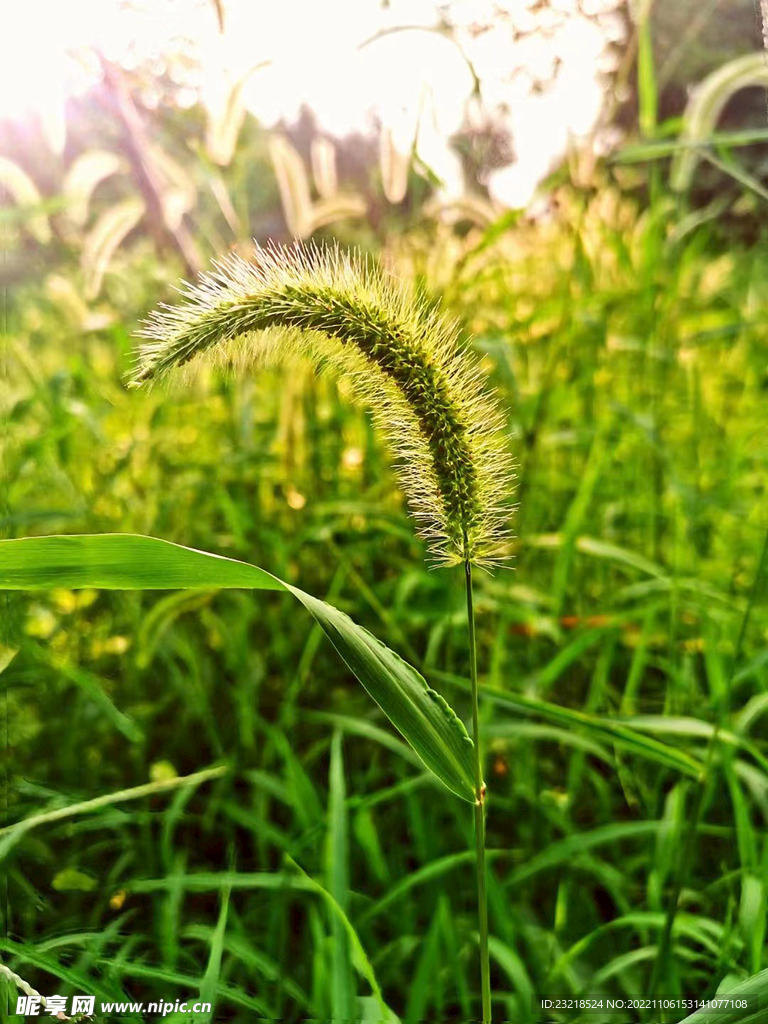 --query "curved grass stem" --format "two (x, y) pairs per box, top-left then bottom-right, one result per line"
(465, 556), (492, 1022)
